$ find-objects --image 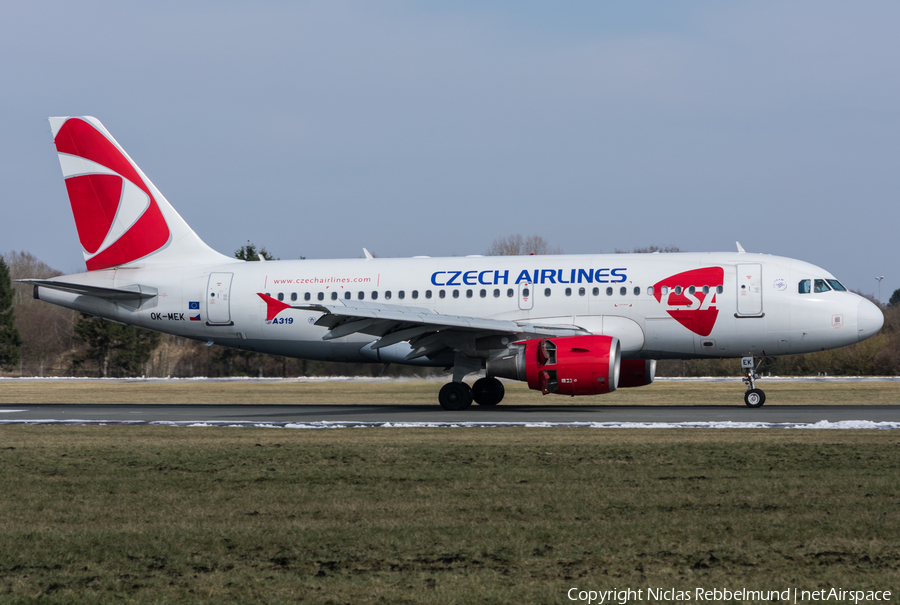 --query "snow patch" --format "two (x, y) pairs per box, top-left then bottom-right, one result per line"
(2, 419), (898, 430)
